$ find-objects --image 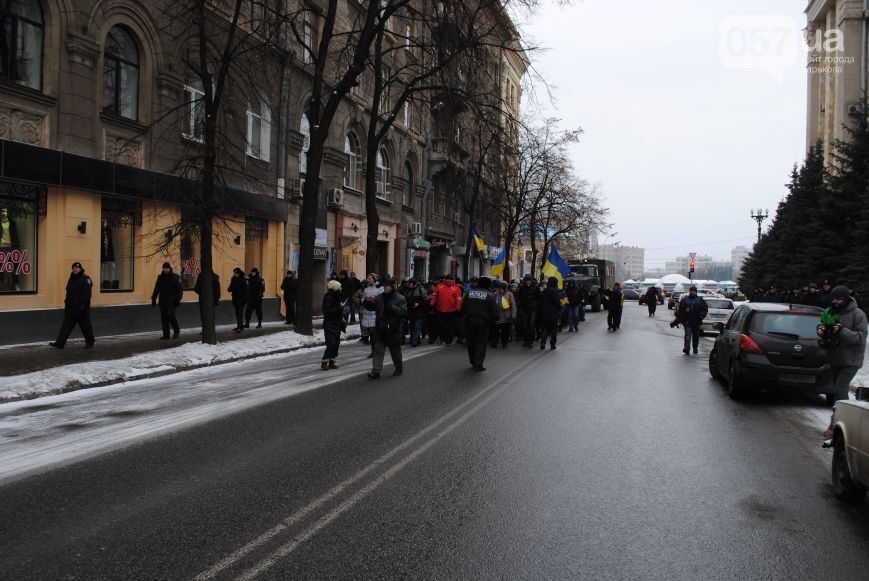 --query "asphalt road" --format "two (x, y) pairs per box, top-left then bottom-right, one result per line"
(3, 304), (869, 580)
